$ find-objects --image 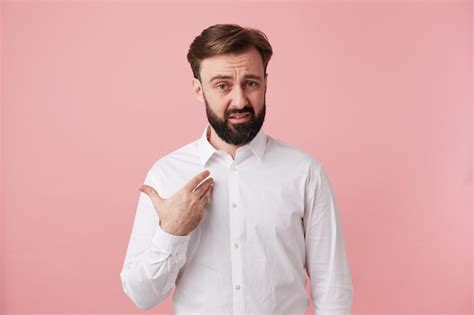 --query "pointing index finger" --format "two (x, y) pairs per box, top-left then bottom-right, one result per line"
(184, 169), (211, 192)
